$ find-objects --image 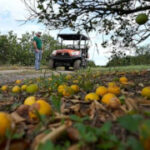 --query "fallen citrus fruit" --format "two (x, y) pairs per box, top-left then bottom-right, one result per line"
(119, 76), (128, 84)
(26, 84), (38, 93)
(1, 85), (8, 91)
(96, 86), (107, 96)
(65, 74), (72, 80)
(62, 86), (74, 97)
(29, 99), (52, 119)
(12, 86), (20, 93)
(101, 93), (120, 108)
(21, 84), (27, 91)
(24, 96), (36, 106)
(141, 87), (150, 98)
(85, 93), (99, 101)
(108, 86), (120, 95)
(70, 84), (80, 93)
(108, 82), (117, 87)
(0, 112), (13, 137)
(57, 84), (67, 94)
(15, 80), (22, 84)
